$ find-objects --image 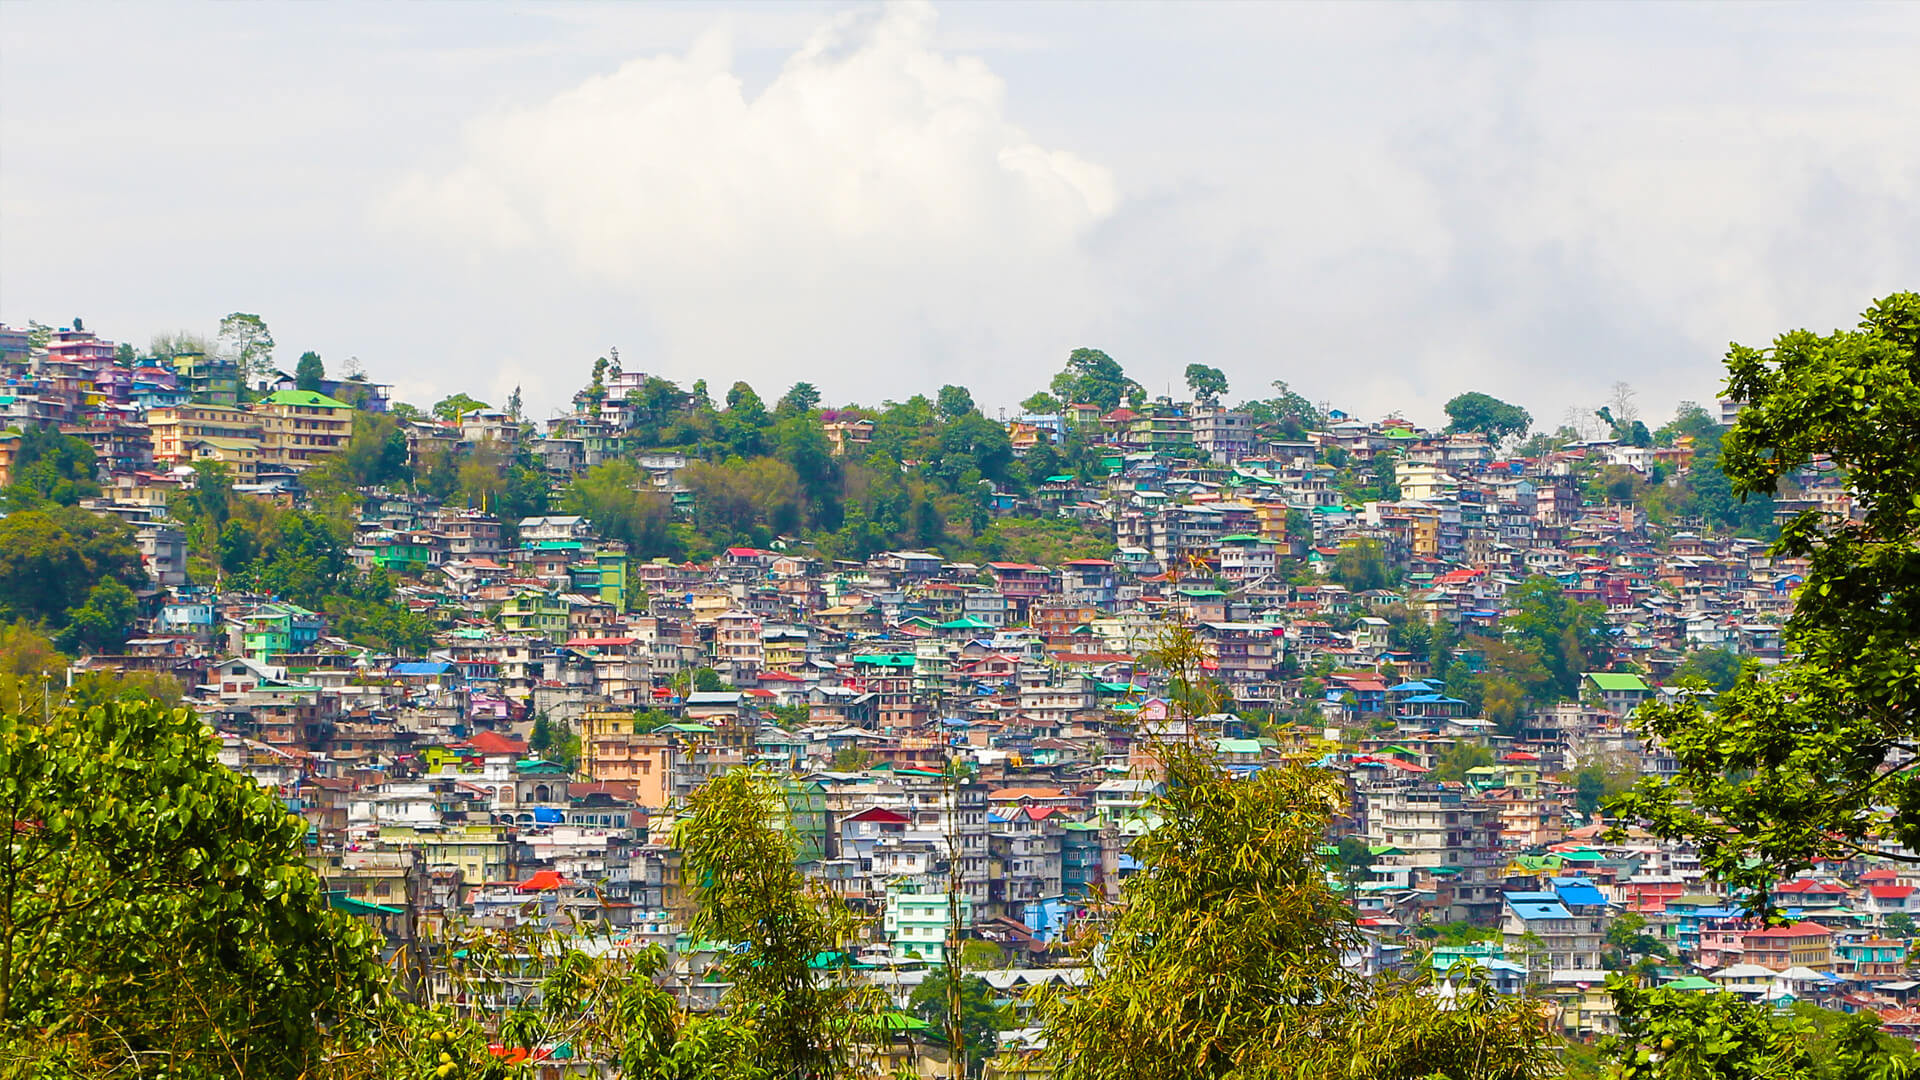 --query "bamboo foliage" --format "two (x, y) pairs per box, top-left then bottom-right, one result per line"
(1036, 744), (1558, 1080)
